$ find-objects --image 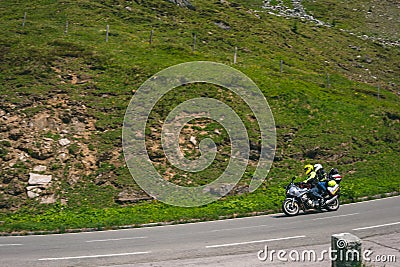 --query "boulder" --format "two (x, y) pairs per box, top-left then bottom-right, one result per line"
(58, 138), (71, 146)
(189, 136), (197, 145)
(33, 165), (47, 172)
(27, 190), (40, 199)
(28, 173), (52, 185)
